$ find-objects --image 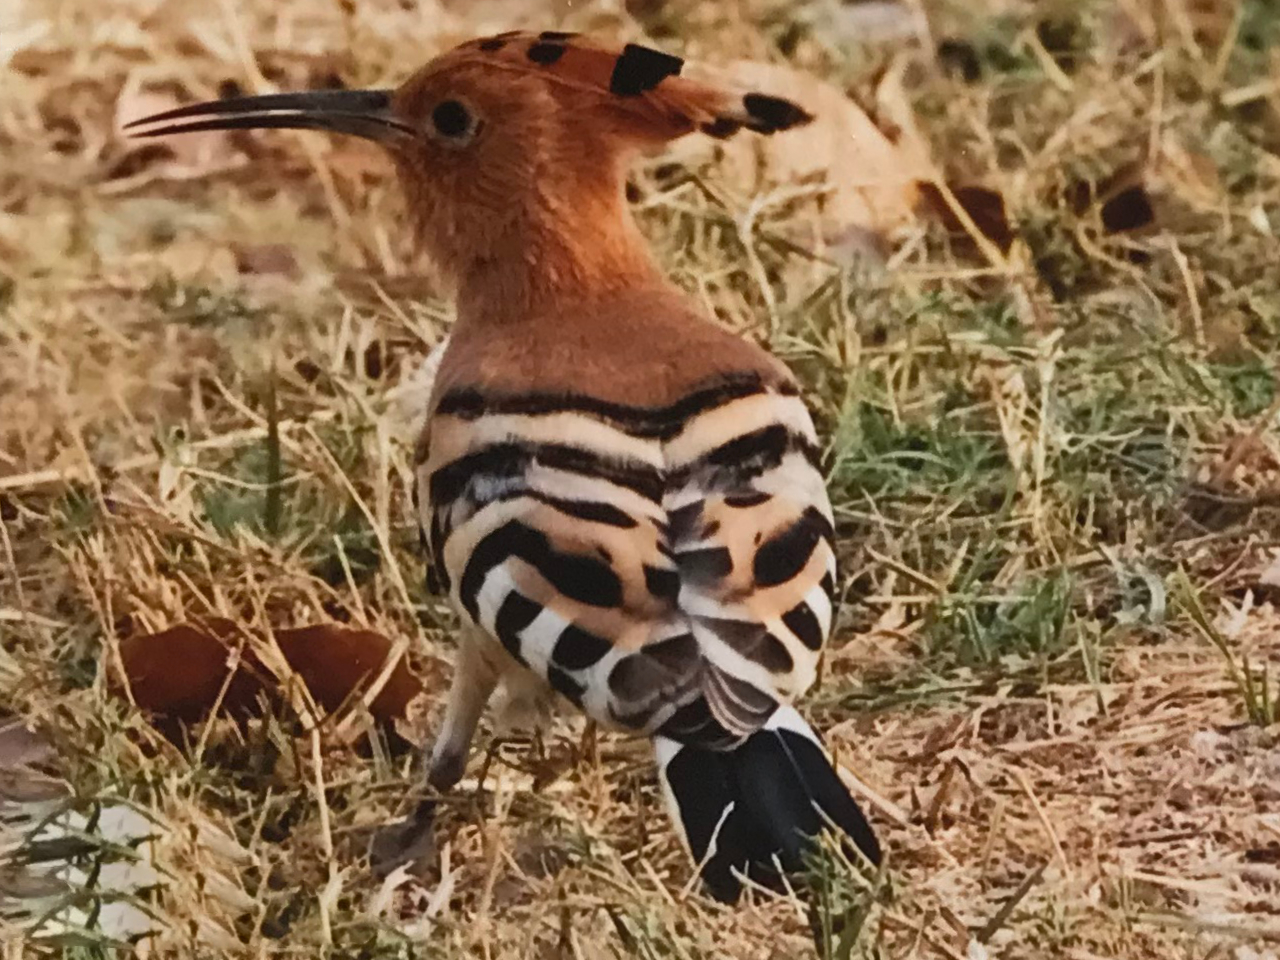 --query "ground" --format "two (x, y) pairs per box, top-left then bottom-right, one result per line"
(2, 0), (1279, 958)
